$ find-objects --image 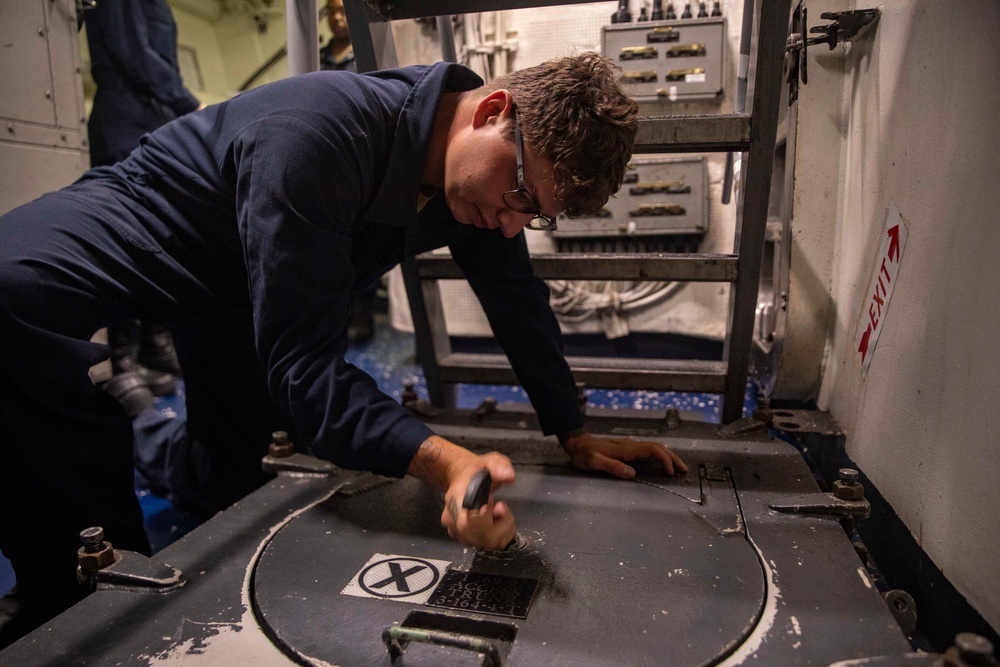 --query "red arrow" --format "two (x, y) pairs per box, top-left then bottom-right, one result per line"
(858, 323), (872, 363)
(887, 224), (900, 263)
